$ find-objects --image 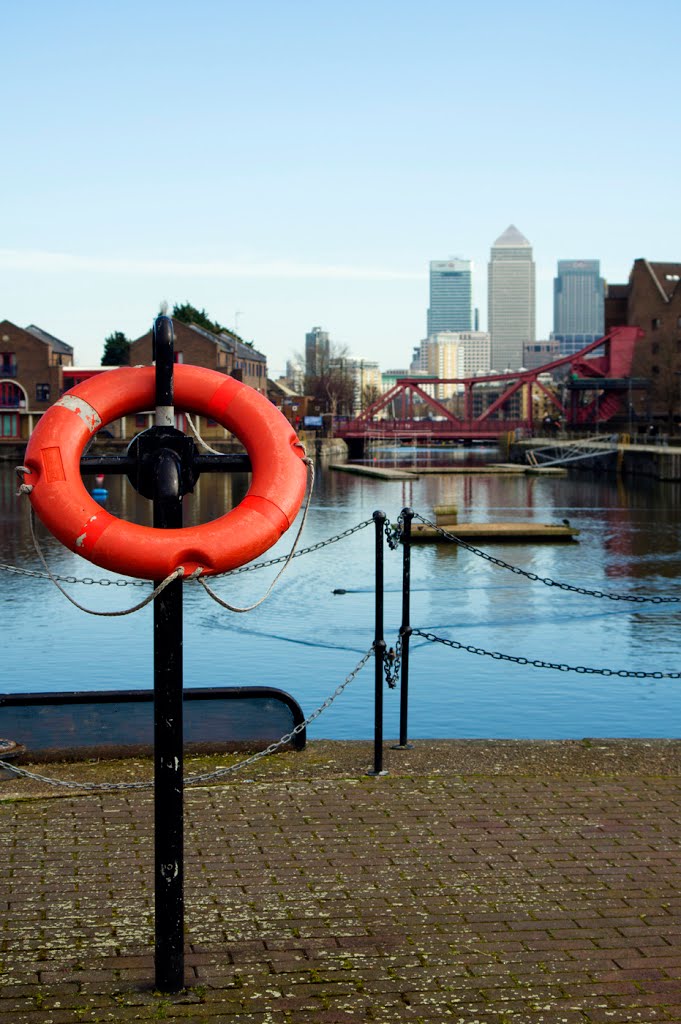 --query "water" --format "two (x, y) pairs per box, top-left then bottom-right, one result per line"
(2, 454), (681, 740)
